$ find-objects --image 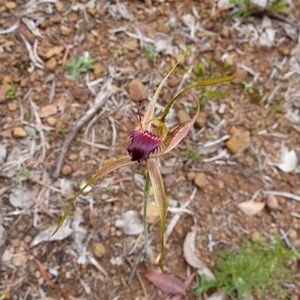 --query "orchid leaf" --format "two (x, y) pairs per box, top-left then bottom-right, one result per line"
(143, 49), (192, 129)
(147, 158), (168, 269)
(158, 100), (200, 155)
(160, 75), (237, 122)
(52, 156), (136, 236)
